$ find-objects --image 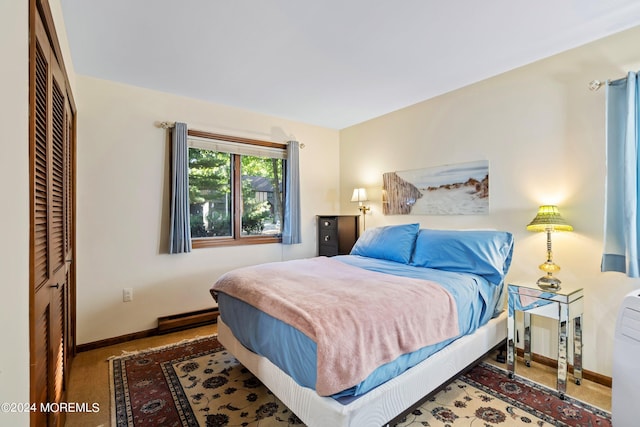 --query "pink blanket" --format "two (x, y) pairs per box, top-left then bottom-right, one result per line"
(211, 257), (459, 396)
